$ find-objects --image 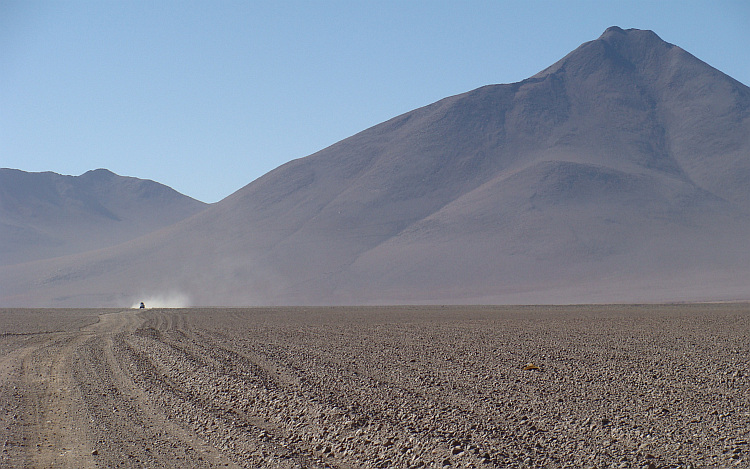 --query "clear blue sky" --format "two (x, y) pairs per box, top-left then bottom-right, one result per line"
(2, 1), (749, 203)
